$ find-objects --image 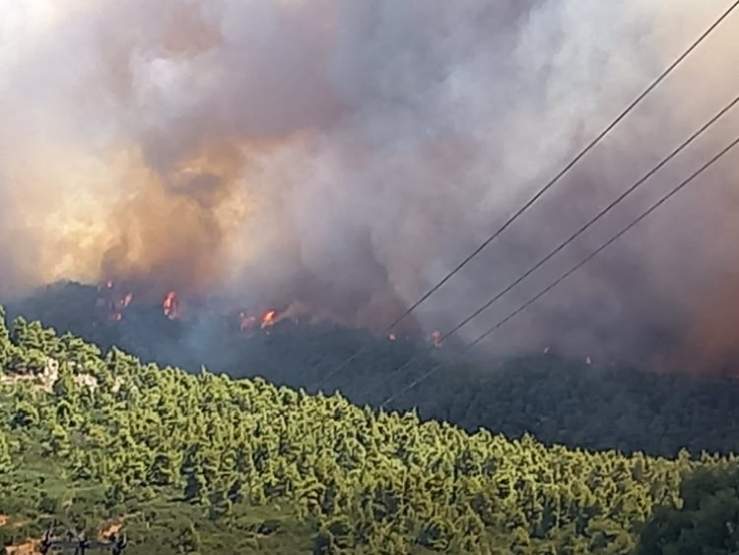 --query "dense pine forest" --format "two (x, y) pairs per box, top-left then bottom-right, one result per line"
(9, 282), (739, 458)
(2, 307), (739, 554)
(5, 0), (739, 552)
